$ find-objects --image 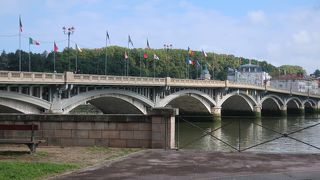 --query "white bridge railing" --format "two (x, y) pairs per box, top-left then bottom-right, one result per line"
(0, 71), (318, 98)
